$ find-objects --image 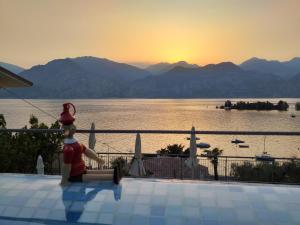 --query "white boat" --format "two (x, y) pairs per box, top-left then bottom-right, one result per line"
(196, 142), (210, 148)
(255, 152), (274, 162)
